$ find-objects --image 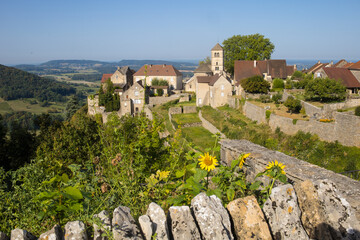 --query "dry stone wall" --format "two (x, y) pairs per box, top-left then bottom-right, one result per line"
(243, 101), (266, 124)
